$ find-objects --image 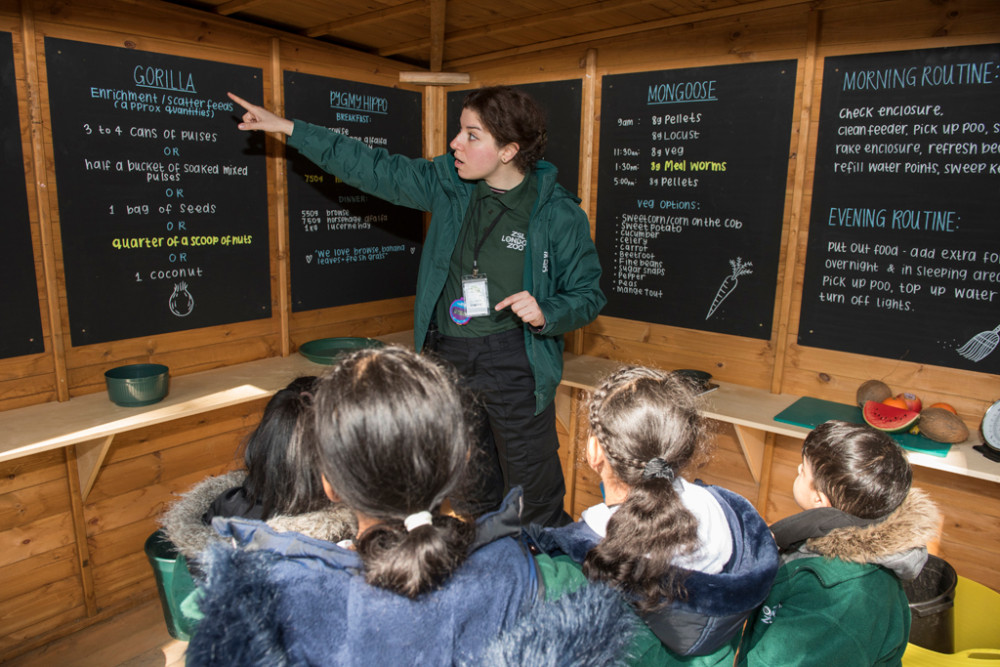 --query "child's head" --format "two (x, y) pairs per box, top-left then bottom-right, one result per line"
(796, 420), (911, 519)
(587, 365), (706, 486)
(308, 346), (475, 598)
(583, 365), (709, 612)
(242, 376), (327, 519)
(462, 85), (547, 173)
